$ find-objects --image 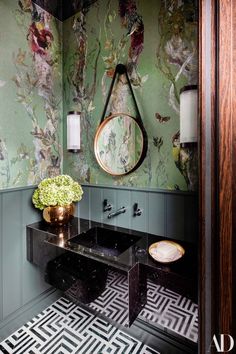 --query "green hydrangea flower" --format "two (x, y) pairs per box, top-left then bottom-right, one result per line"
(32, 189), (45, 210)
(32, 175), (83, 210)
